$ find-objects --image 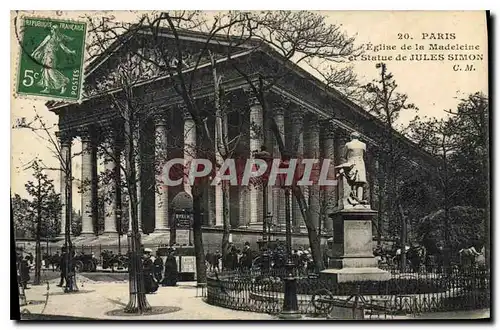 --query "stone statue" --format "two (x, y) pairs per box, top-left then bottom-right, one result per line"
(335, 131), (368, 206)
